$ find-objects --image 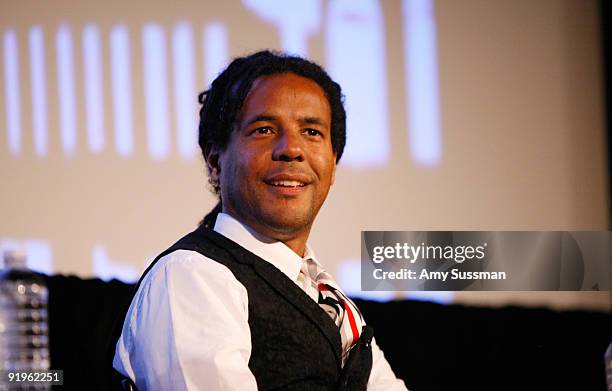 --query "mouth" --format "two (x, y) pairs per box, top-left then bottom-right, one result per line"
(263, 174), (312, 194)
(266, 180), (306, 188)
